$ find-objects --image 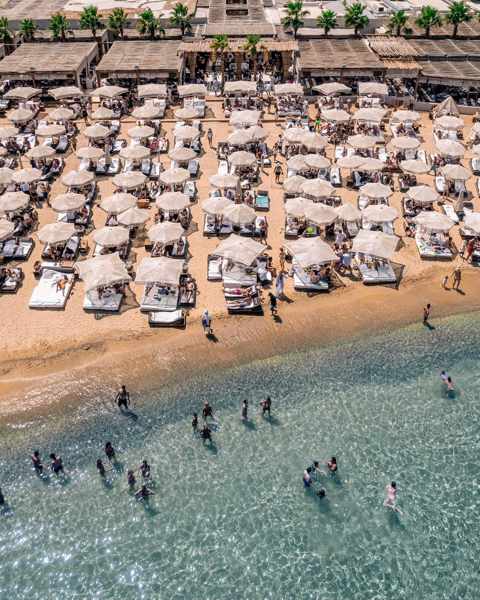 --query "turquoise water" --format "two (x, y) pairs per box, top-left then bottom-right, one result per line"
(1, 315), (480, 599)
